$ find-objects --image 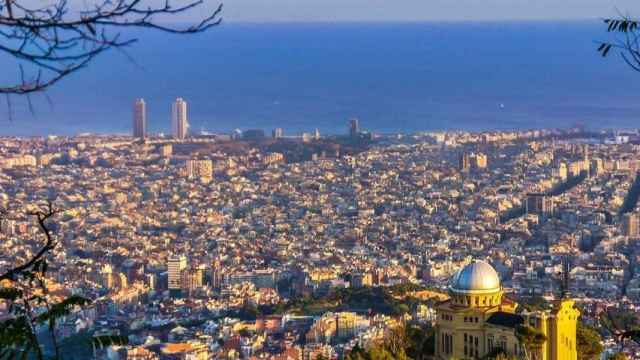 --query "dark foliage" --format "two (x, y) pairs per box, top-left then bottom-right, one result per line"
(0, 203), (127, 359)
